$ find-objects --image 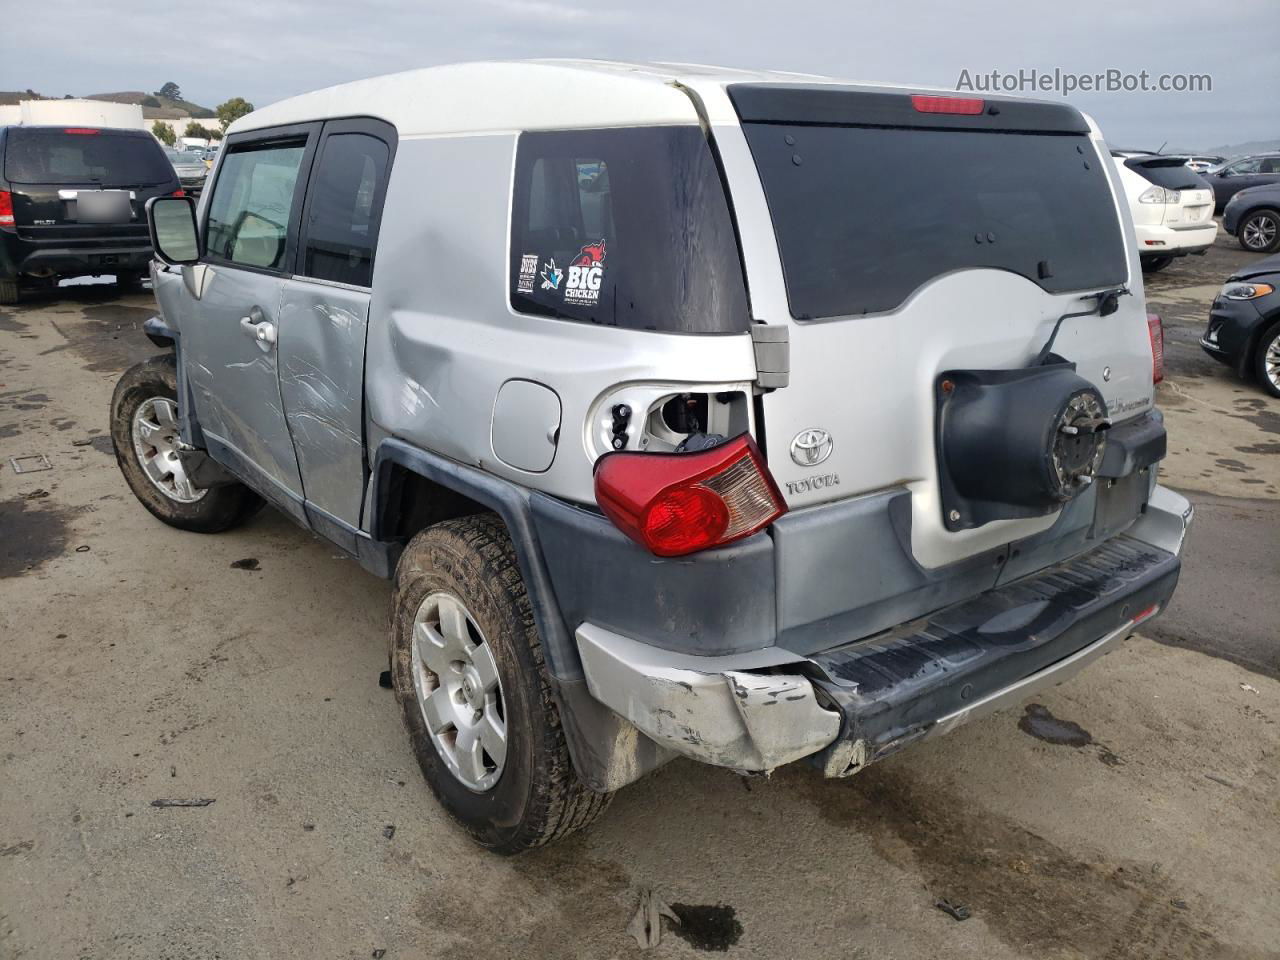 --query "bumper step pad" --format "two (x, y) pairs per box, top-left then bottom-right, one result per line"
(808, 534), (1181, 774)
